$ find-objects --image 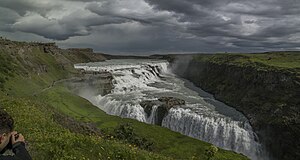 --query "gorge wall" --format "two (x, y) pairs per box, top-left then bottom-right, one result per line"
(170, 54), (300, 160)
